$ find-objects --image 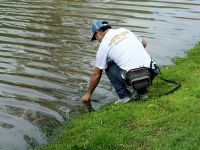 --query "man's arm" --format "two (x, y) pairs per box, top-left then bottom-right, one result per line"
(135, 33), (147, 48)
(82, 67), (103, 102)
(141, 38), (147, 48)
